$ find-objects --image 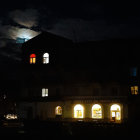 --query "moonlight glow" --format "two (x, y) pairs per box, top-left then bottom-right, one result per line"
(0, 25), (40, 42)
(16, 28), (40, 41)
